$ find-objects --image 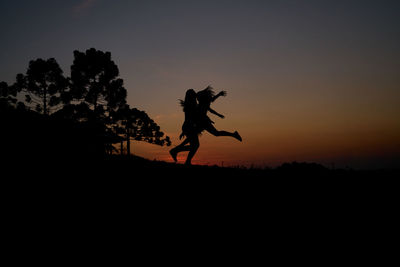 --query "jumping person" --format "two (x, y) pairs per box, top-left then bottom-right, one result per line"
(169, 89), (200, 165)
(196, 86), (242, 141)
